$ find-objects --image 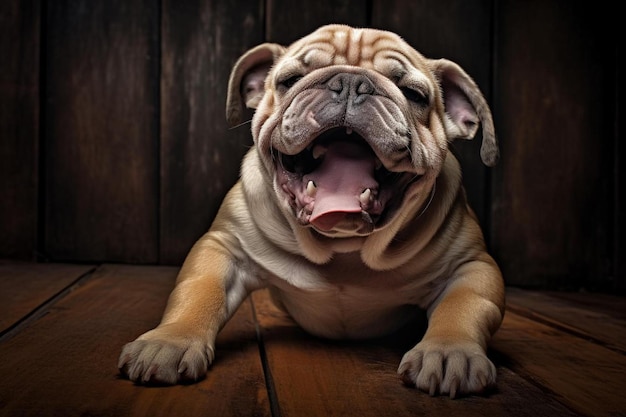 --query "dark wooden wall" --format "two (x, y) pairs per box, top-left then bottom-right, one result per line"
(0, 0), (622, 292)
(491, 1), (619, 291)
